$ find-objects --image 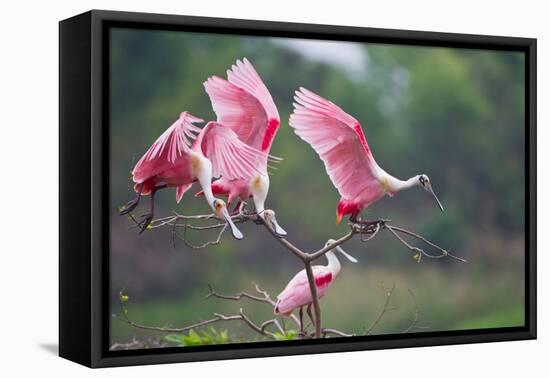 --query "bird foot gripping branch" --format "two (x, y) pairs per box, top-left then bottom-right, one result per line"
(121, 192), (465, 338)
(349, 218), (391, 232)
